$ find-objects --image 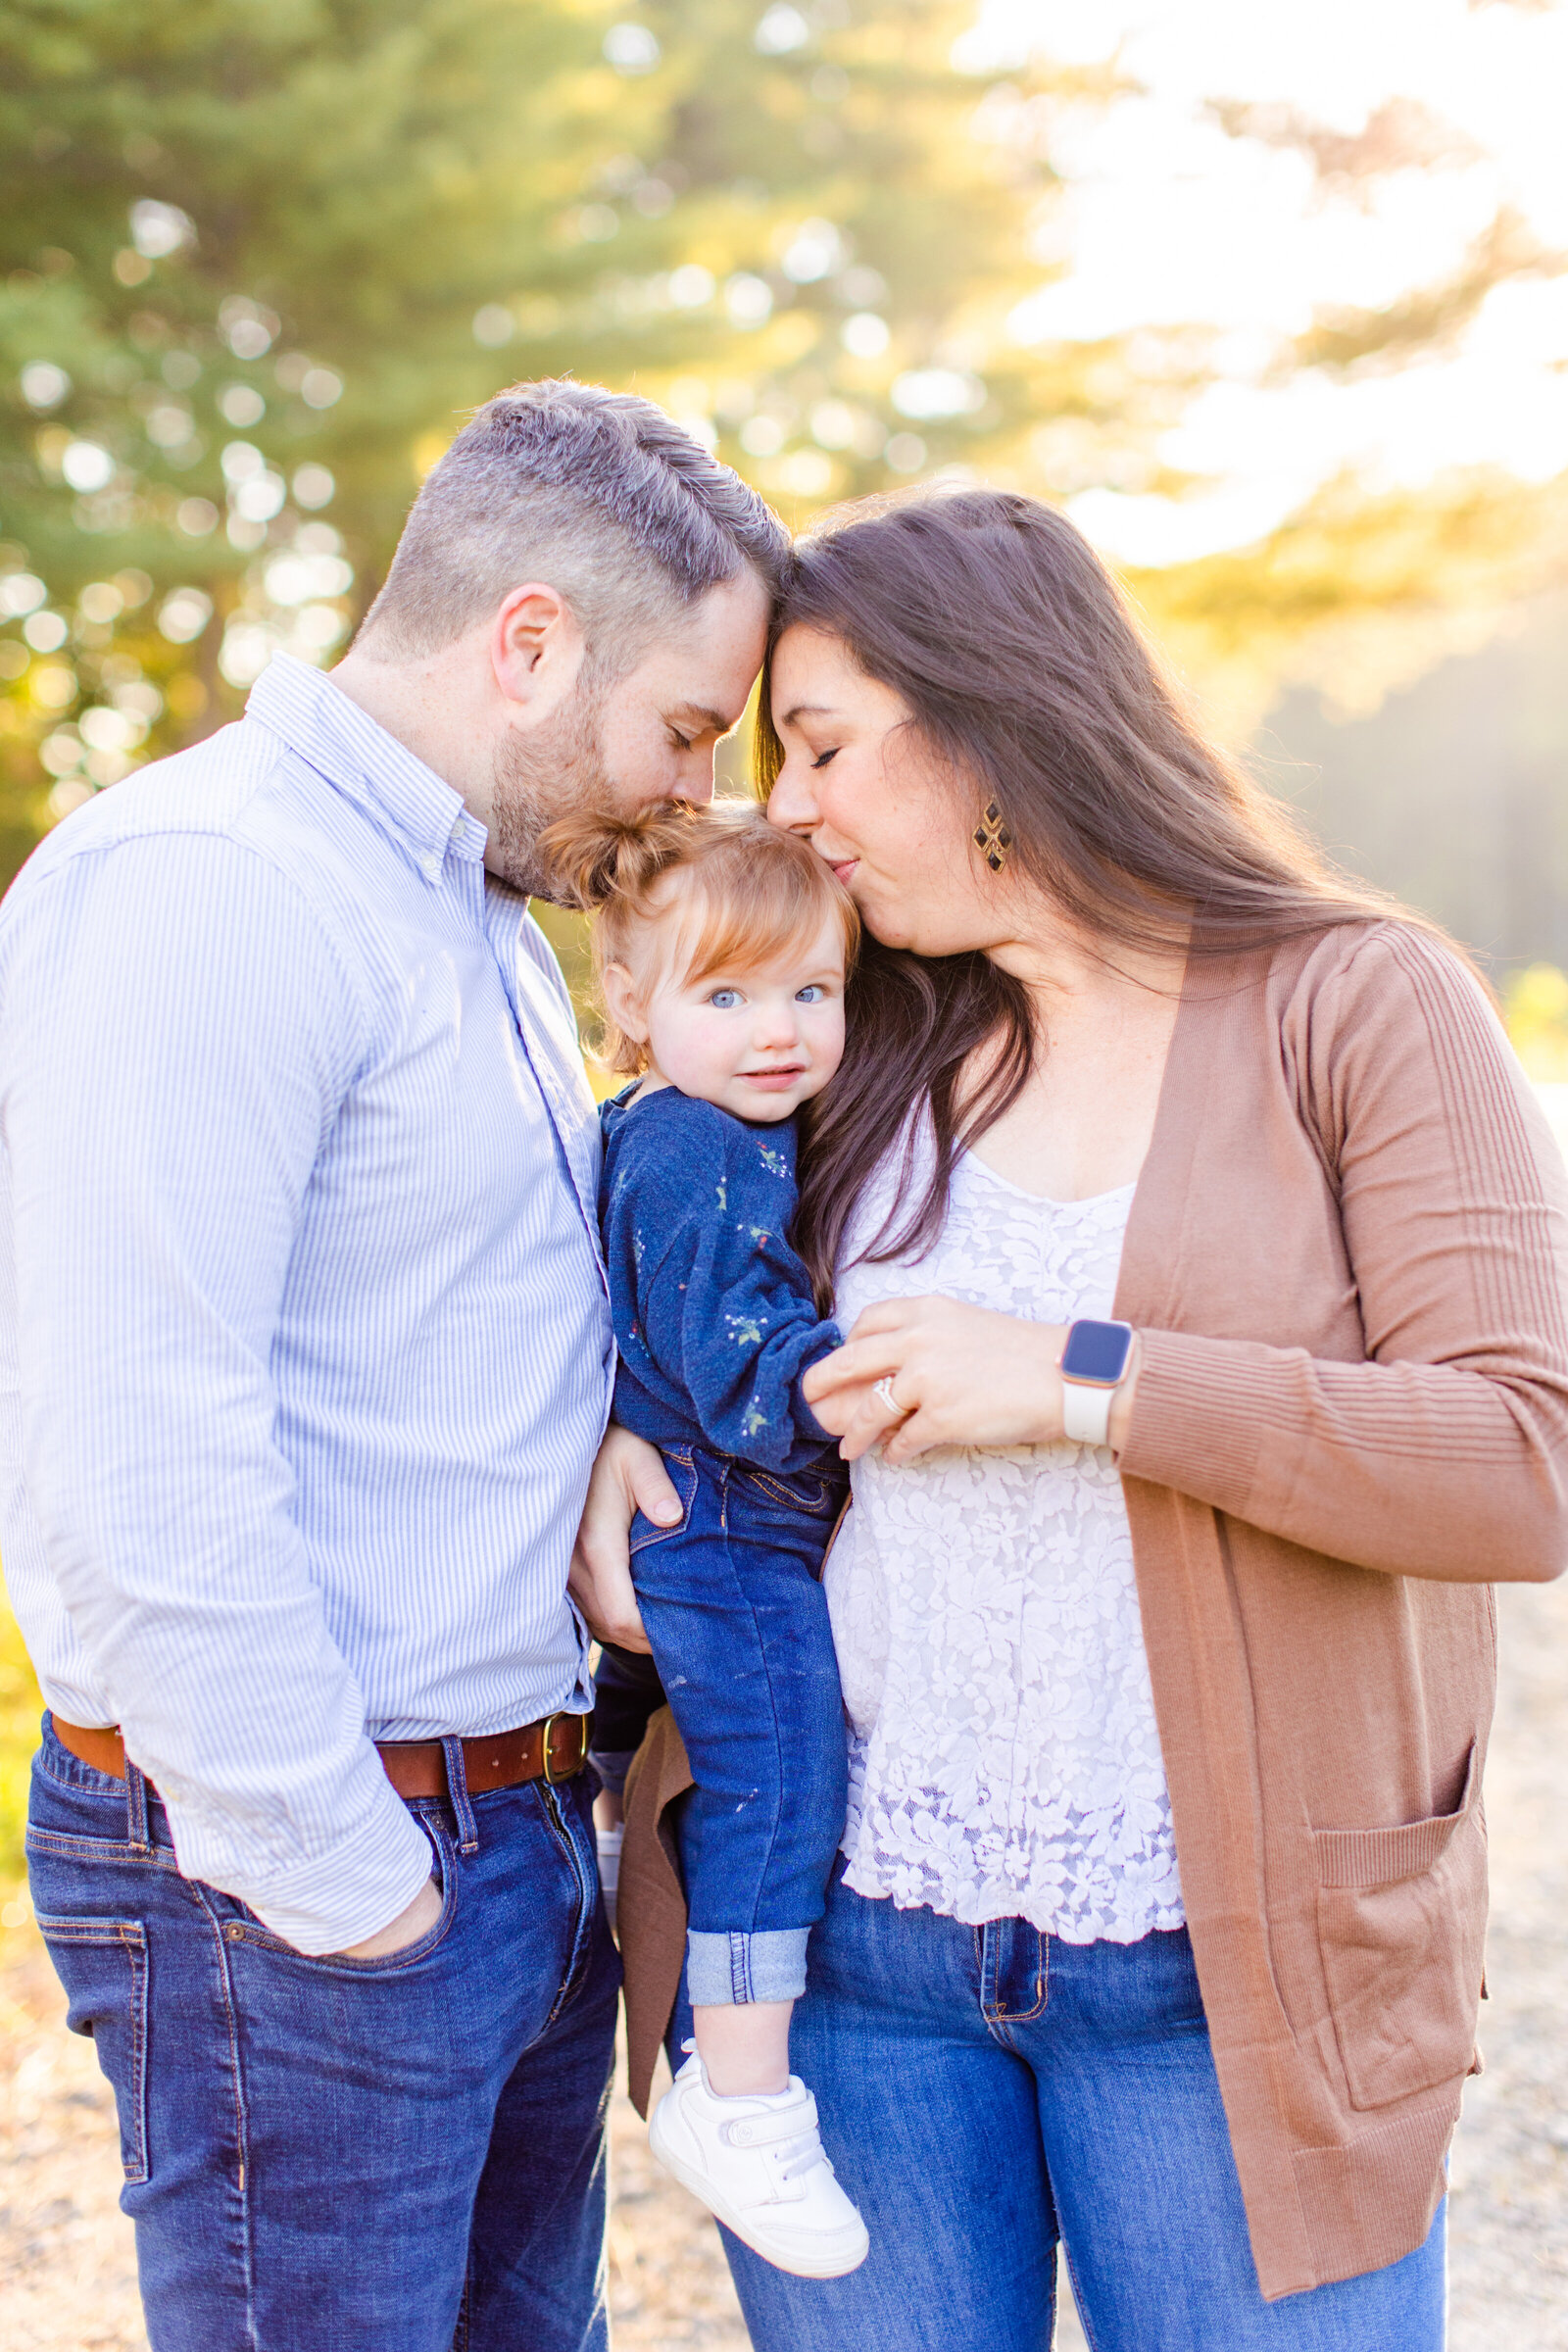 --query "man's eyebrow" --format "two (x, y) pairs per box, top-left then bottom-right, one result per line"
(668, 702), (733, 733)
